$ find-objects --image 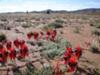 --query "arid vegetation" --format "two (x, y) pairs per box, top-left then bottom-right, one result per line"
(0, 12), (100, 75)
